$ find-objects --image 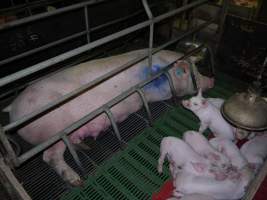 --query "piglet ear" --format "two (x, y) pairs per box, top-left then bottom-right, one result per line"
(197, 88), (202, 98)
(191, 162), (207, 173)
